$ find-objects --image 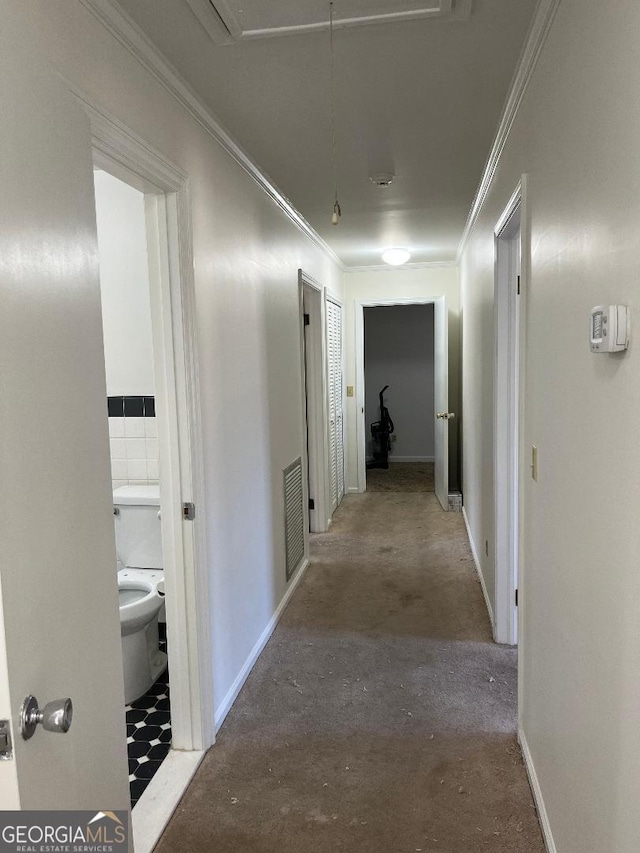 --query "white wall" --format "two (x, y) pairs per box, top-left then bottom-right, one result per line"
(364, 304), (434, 460)
(460, 1), (640, 850)
(19, 1), (343, 728)
(94, 169), (154, 397)
(343, 267), (460, 490)
(94, 170), (159, 491)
